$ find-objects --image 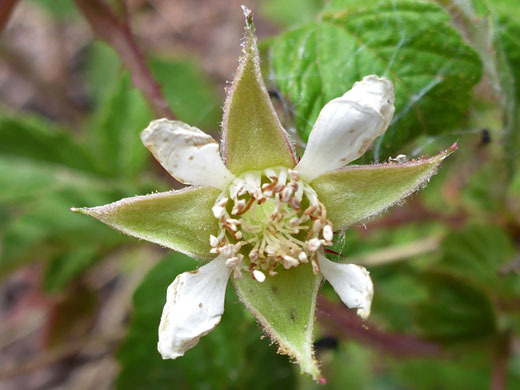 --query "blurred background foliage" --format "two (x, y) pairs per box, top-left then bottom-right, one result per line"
(0, 0), (519, 389)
